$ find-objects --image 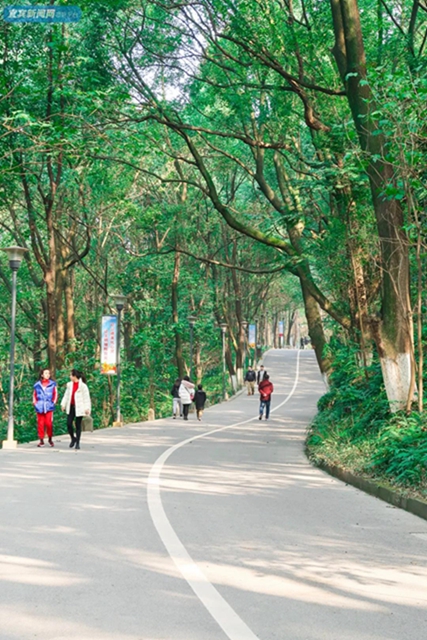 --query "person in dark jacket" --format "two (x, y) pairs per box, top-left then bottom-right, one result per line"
(258, 374), (274, 420)
(33, 368), (58, 447)
(171, 378), (182, 419)
(193, 384), (207, 421)
(244, 366), (256, 395)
